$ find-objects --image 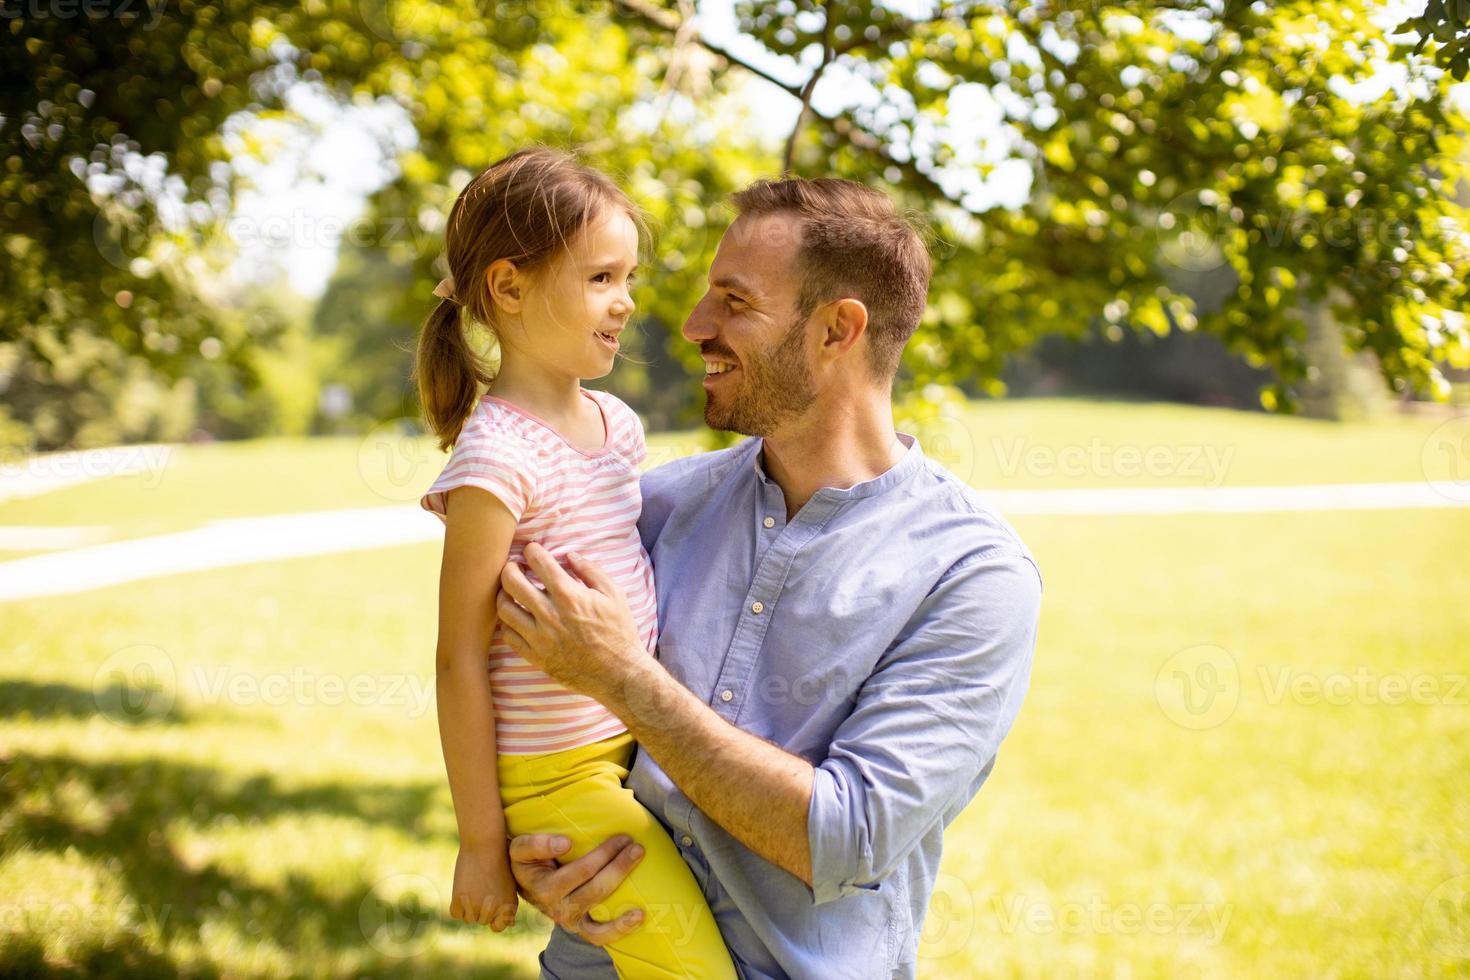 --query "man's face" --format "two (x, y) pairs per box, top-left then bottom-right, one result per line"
(681, 214), (817, 436)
